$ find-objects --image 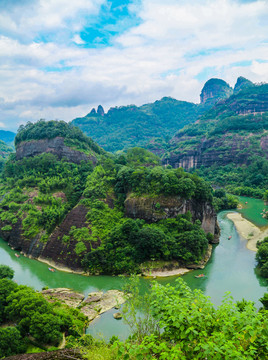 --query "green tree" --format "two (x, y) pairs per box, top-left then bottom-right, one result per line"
(0, 327), (26, 358)
(0, 264), (14, 279)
